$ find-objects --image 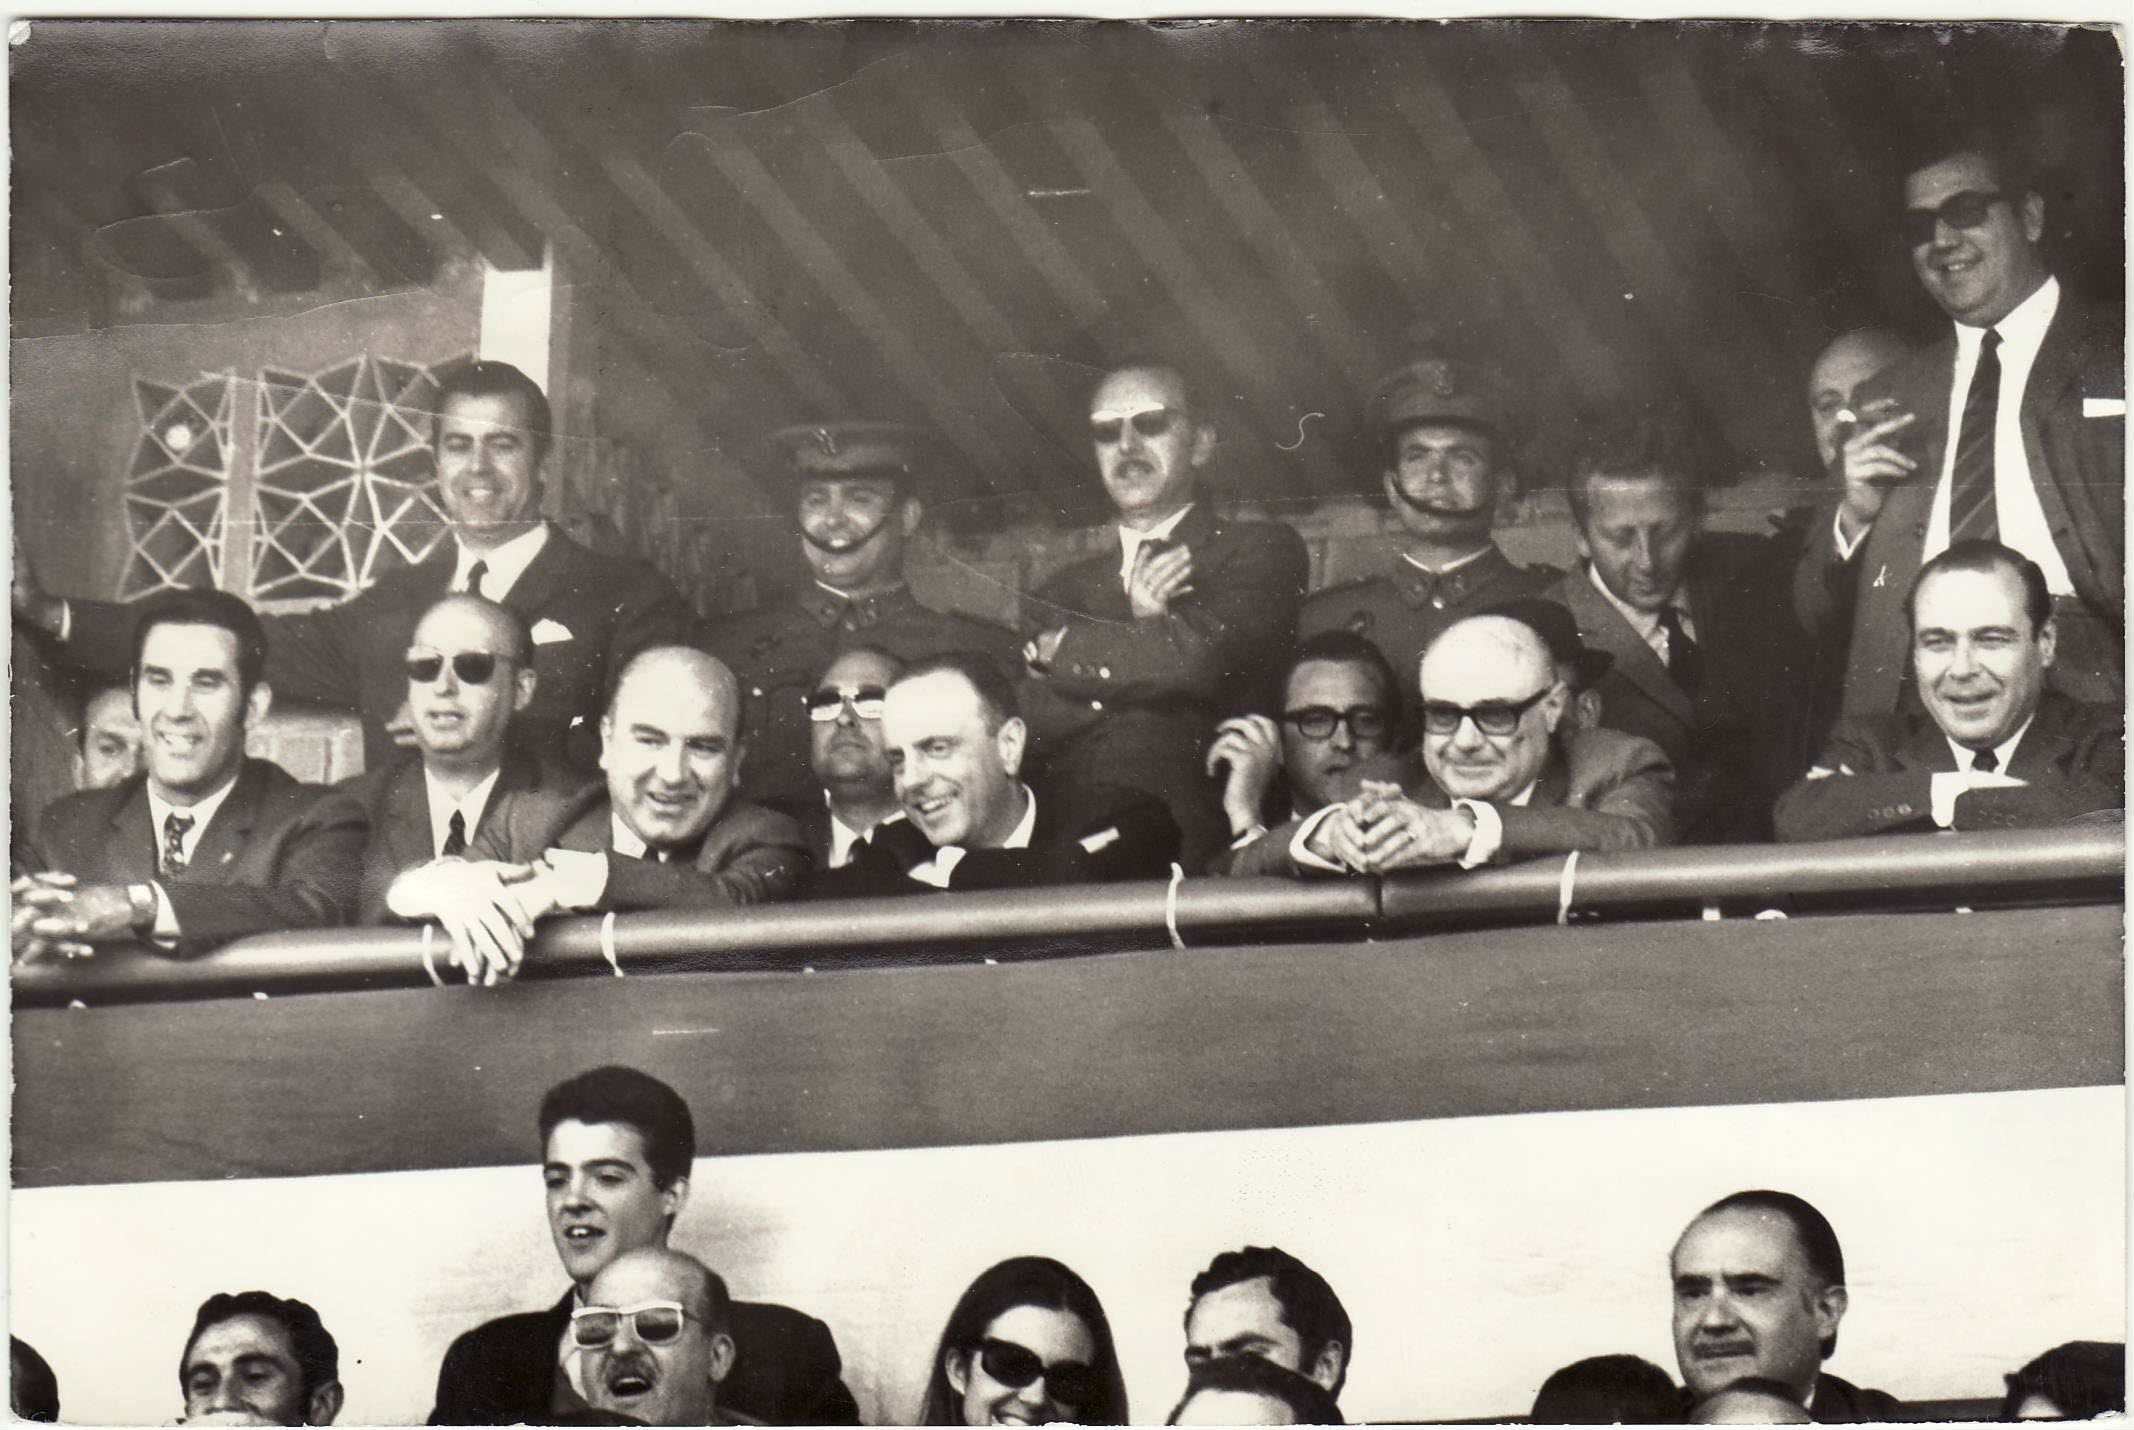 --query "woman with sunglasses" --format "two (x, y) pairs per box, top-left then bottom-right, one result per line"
(918, 1257), (1129, 1426)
